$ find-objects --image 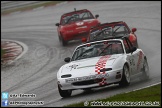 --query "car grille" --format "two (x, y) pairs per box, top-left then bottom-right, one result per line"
(72, 78), (103, 86)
